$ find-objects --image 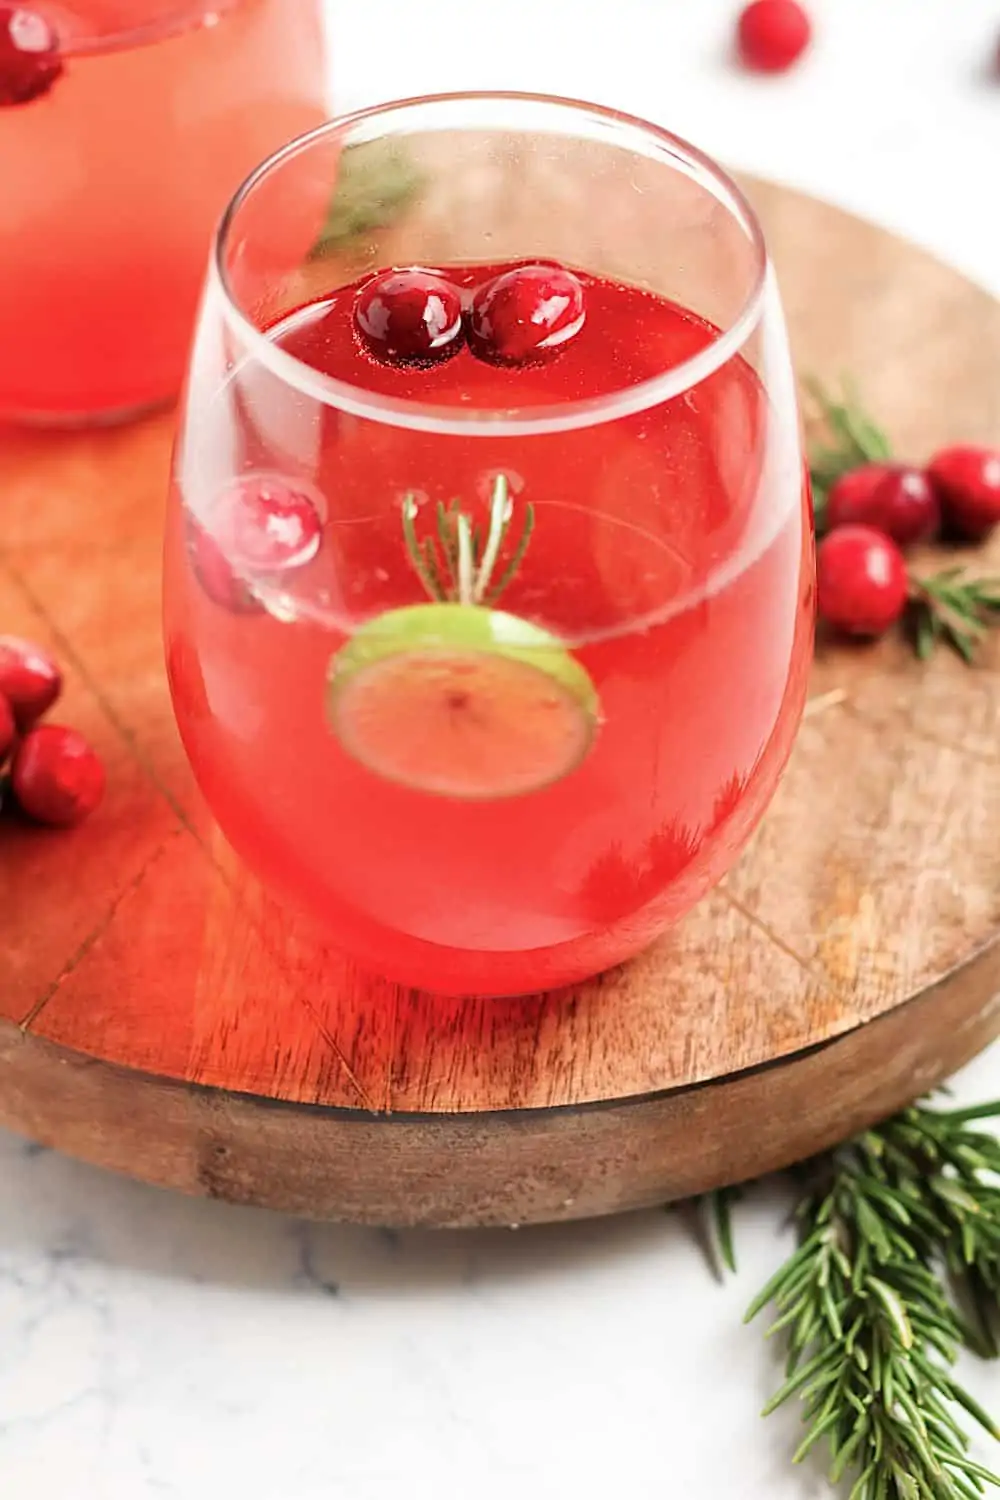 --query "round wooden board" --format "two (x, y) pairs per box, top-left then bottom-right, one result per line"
(2, 177), (1000, 1228)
